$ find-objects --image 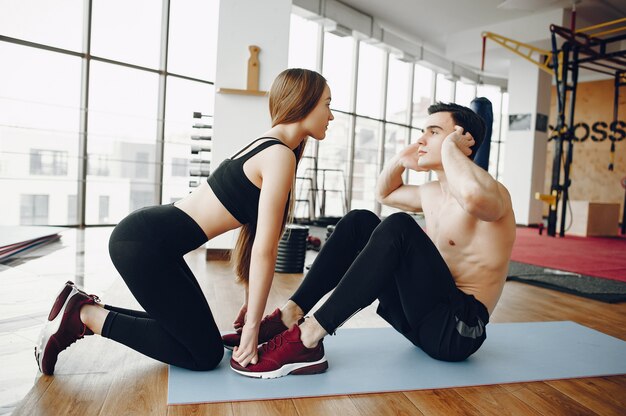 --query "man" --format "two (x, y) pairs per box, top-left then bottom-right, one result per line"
(227, 102), (516, 379)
